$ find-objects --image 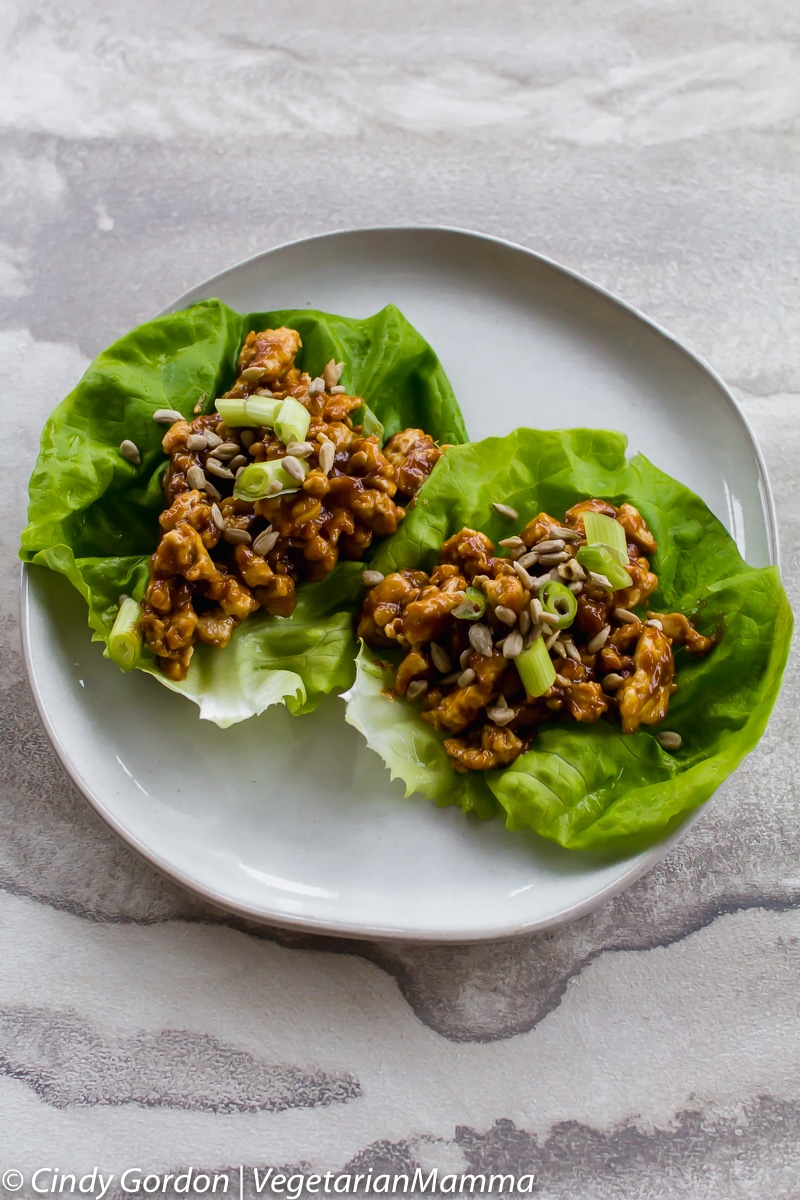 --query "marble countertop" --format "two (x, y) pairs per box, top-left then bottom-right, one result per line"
(2, 1), (798, 1196)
